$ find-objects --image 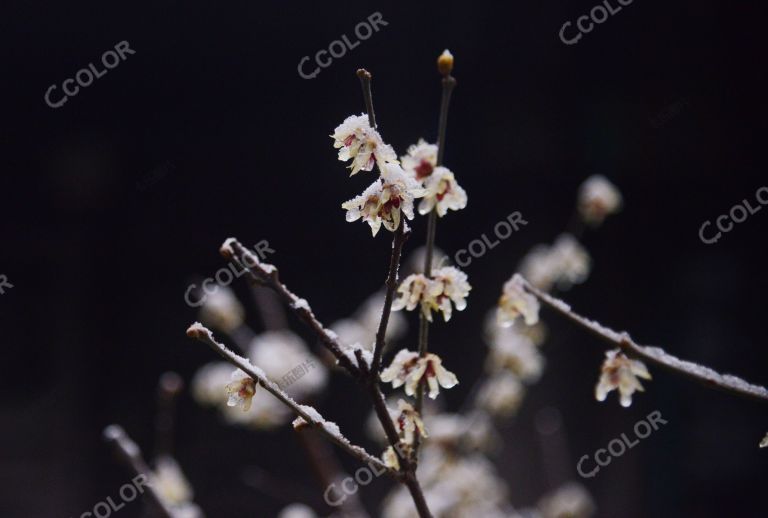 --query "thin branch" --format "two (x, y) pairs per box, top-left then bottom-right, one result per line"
(103, 425), (176, 518)
(186, 322), (393, 472)
(415, 58), (458, 432)
(356, 69), (376, 128)
(519, 275), (768, 404)
(372, 222), (409, 374)
(221, 238), (361, 378)
(154, 372), (183, 459)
